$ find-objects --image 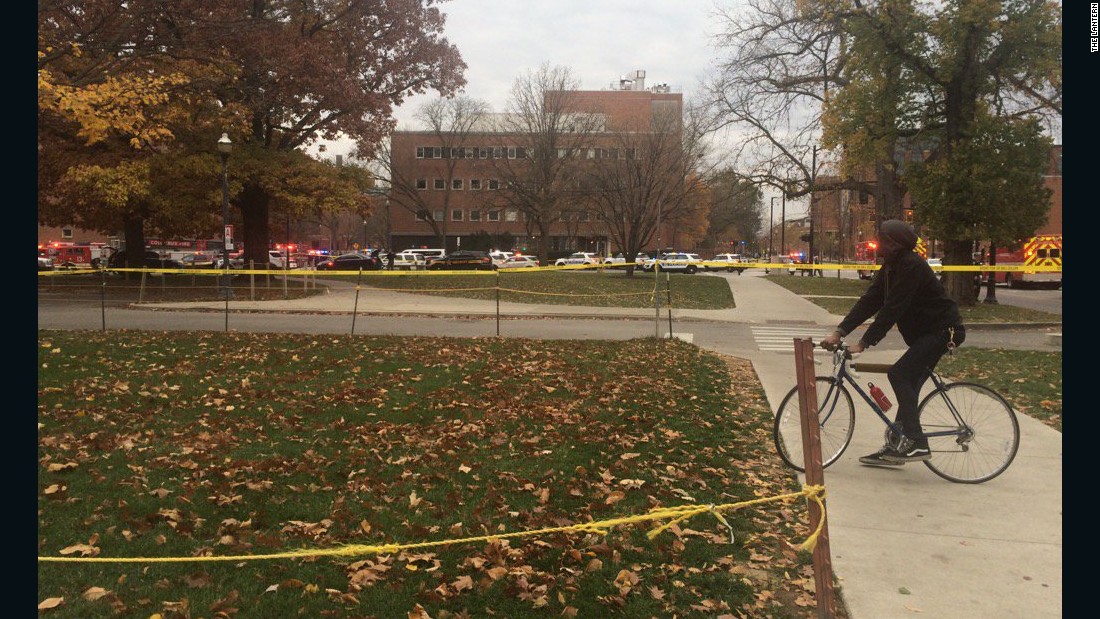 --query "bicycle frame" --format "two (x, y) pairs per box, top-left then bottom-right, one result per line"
(822, 345), (968, 445)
